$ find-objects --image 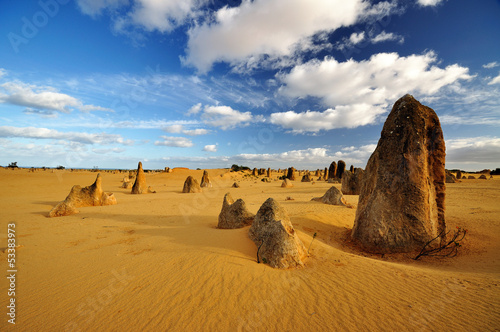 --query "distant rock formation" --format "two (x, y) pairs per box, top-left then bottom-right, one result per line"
(286, 167), (296, 181)
(252, 168), (258, 176)
(349, 165), (354, 172)
(341, 168), (365, 195)
(217, 193), (255, 229)
(446, 170), (456, 183)
(248, 198), (307, 269)
(328, 162), (337, 180)
(182, 176), (202, 193)
(281, 178), (294, 188)
(324, 167), (328, 179)
(479, 174), (487, 180)
(131, 162), (147, 194)
(232, 182), (240, 188)
(311, 186), (346, 205)
(468, 175), (475, 179)
(301, 173), (312, 182)
(267, 168), (271, 177)
(456, 170), (462, 179)
(315, 169), (320, 177)
(49, 173), (117, 217)
(351, 94), (446, 253)
(336, 160), (346, 180)
(200, 170), (212, 188)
